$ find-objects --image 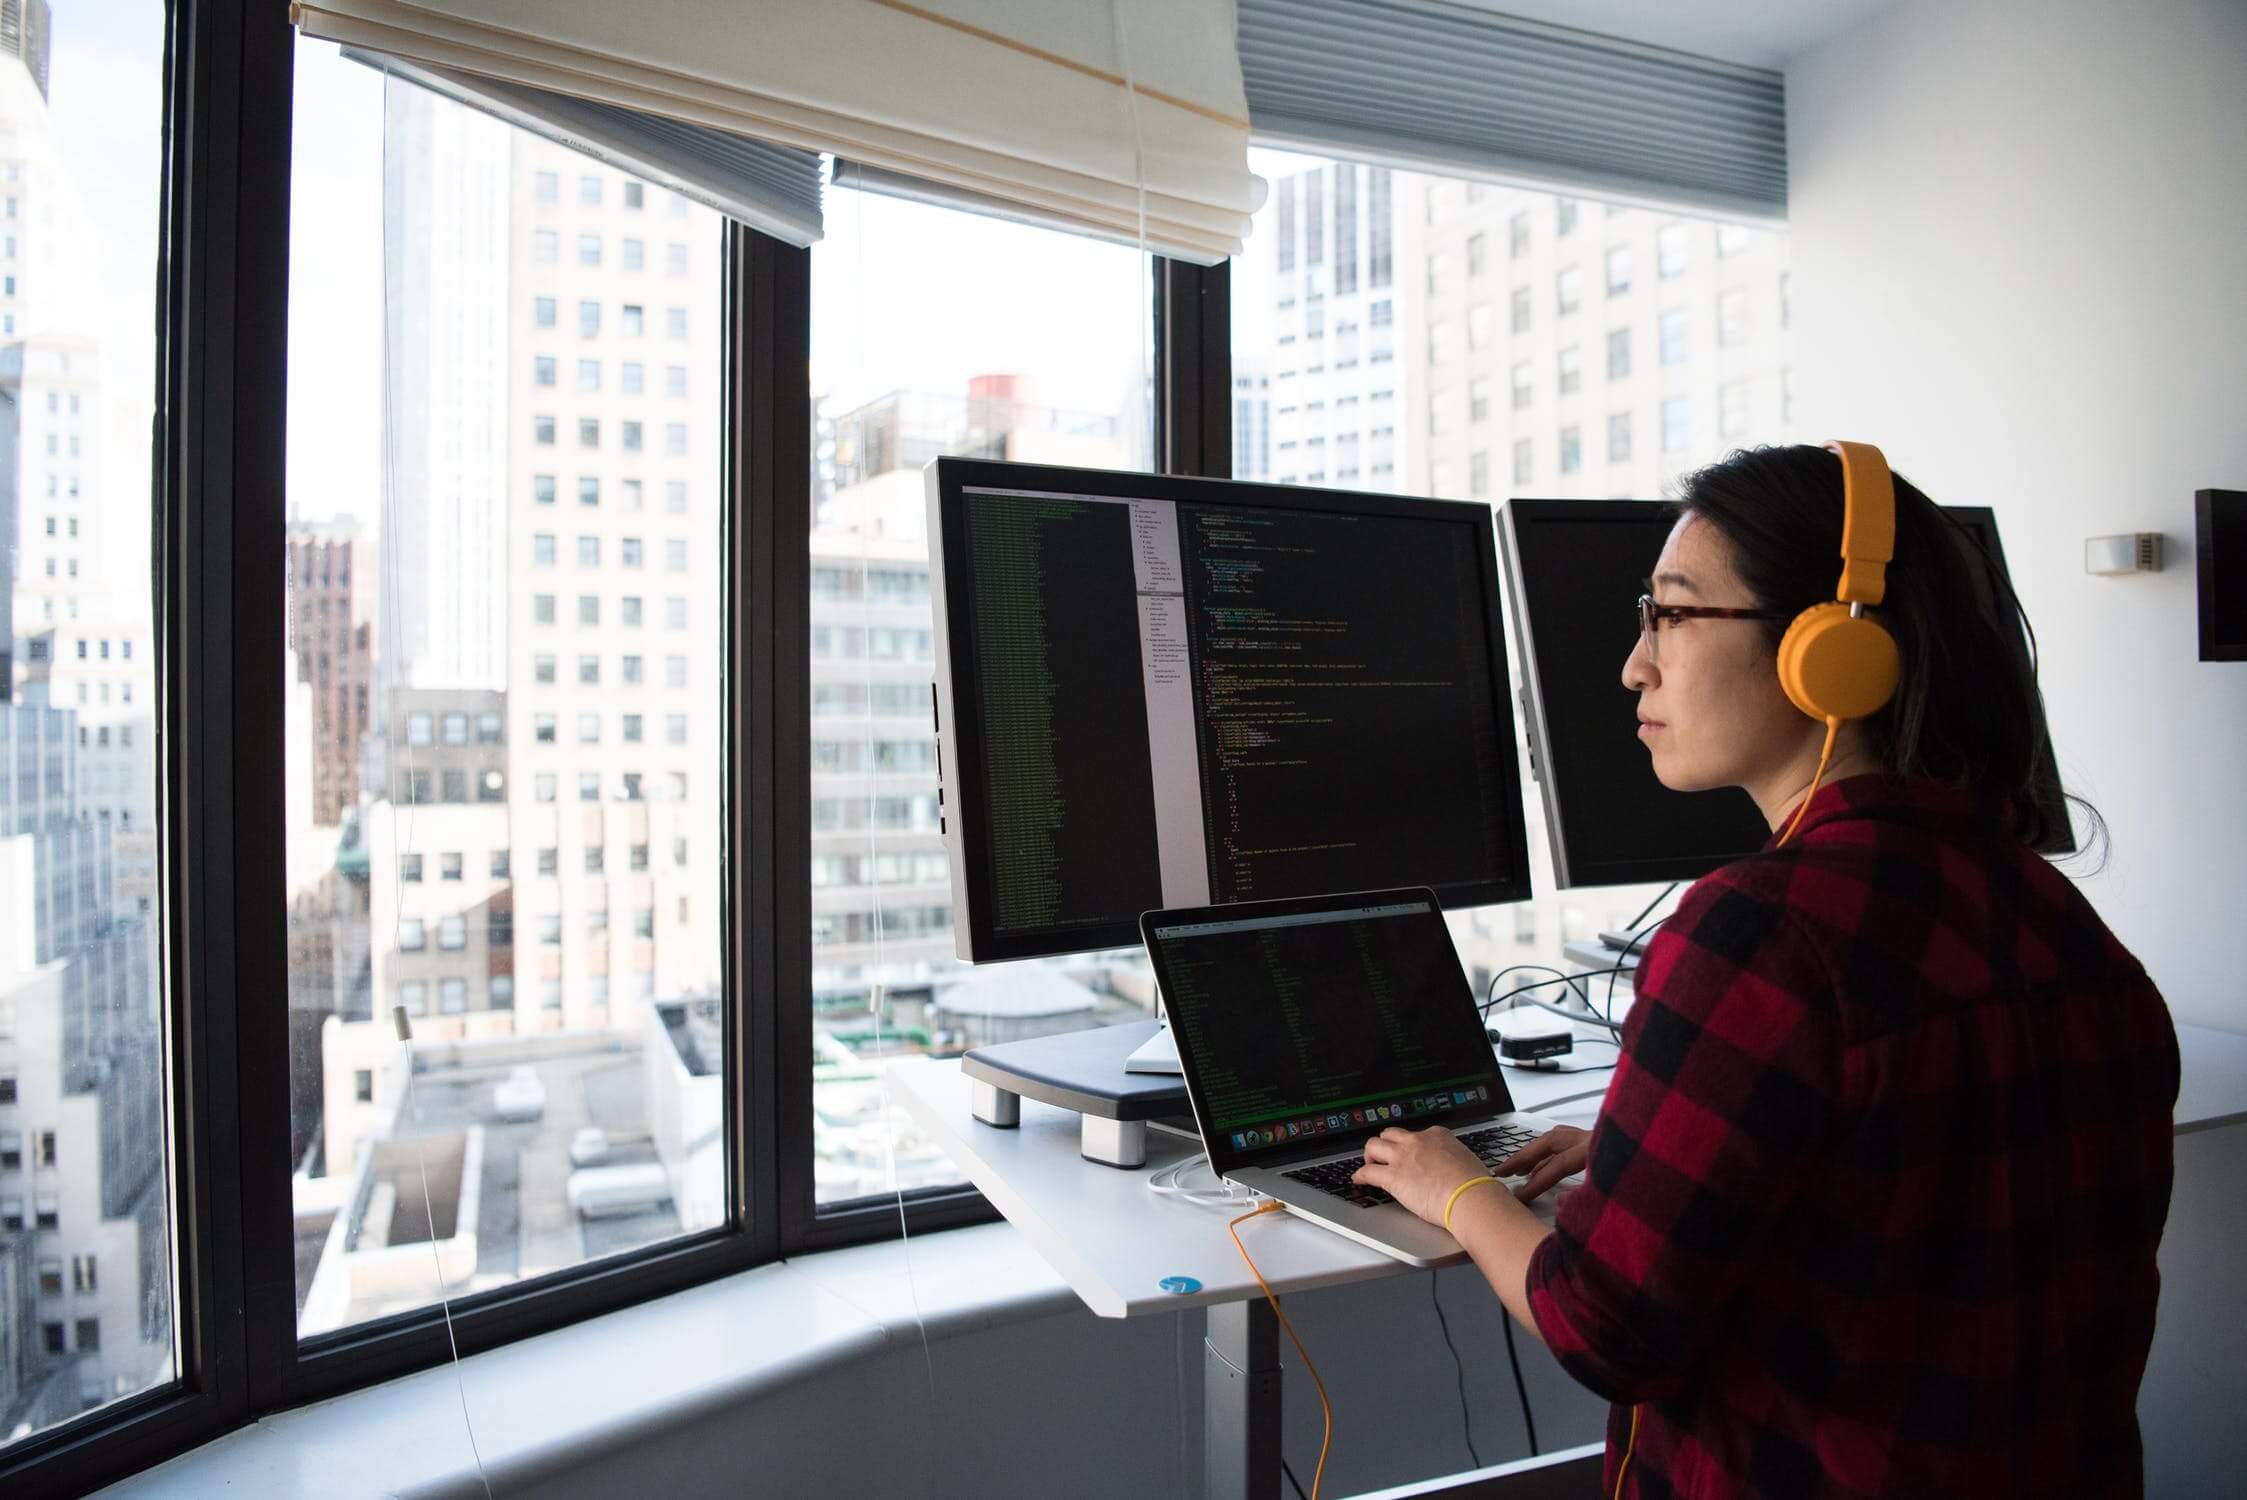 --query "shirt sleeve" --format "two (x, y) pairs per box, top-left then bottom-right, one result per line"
(1524, 868), (1840, 1404)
